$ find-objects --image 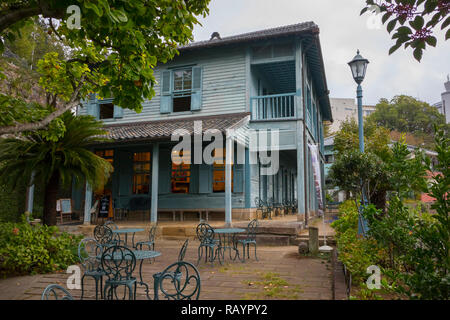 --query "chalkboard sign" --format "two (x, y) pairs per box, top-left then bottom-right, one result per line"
(98, 195), (110, 218)
(59, 199), (72, 213)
